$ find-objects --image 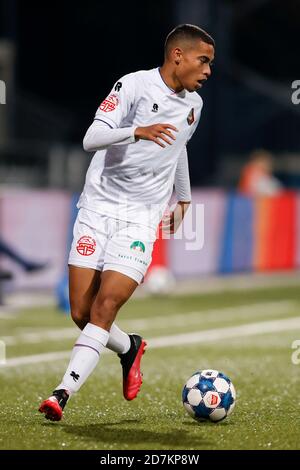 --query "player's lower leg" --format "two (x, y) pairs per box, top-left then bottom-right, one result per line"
(94, 271), (147, 401)
(39, 322), (109, 421)
(39, 270), (144, 420)
(65, 298), (148, 401)
(106, 322), (131, 354)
